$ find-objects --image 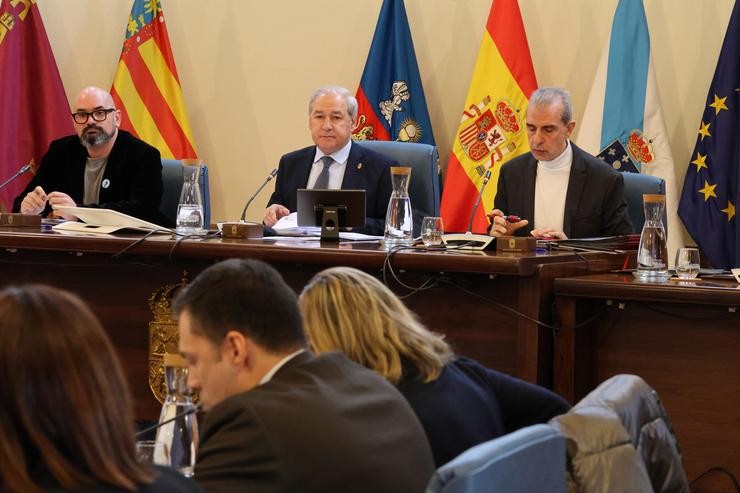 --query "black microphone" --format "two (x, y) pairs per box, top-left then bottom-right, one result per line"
(135, 403), (202, 439)
(0, 163), (32, 192)
(240, 168), (277, 222)
(466, 169), (492, 234)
